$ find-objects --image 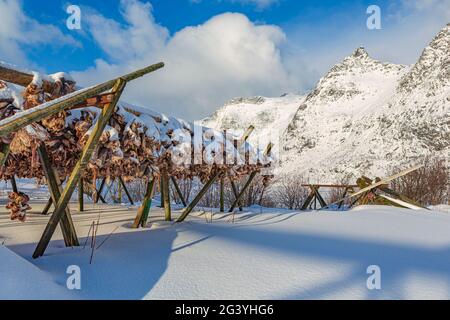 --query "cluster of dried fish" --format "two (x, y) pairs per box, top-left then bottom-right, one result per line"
(6, 192), (31, 222)
(0, 71), (273, 200)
